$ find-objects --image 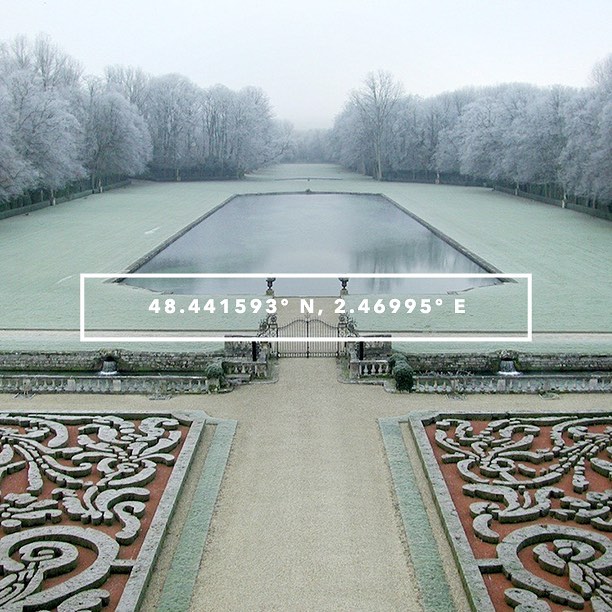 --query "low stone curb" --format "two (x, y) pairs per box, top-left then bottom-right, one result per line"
(379, 417), (455, 612)
(157, 417), (237, 611)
